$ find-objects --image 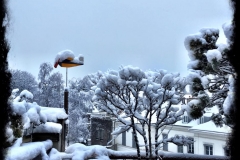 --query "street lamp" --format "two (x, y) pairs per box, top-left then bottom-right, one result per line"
(54, 50), (84, 152)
